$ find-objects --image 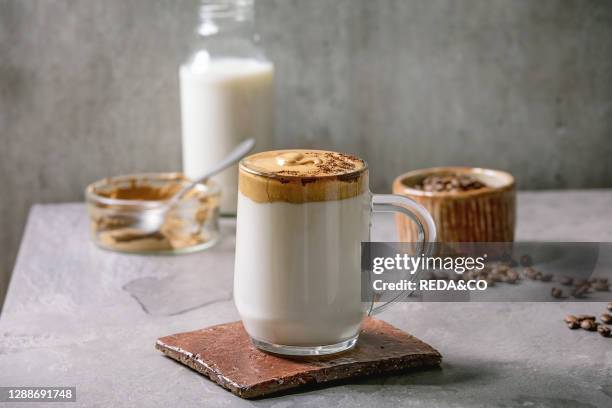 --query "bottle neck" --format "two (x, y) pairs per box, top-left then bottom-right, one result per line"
(197, 0), (255, 37)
